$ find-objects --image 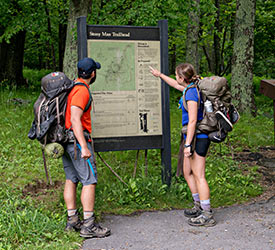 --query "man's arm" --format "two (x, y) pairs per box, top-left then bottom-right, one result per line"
(70, 106), (91, 159)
